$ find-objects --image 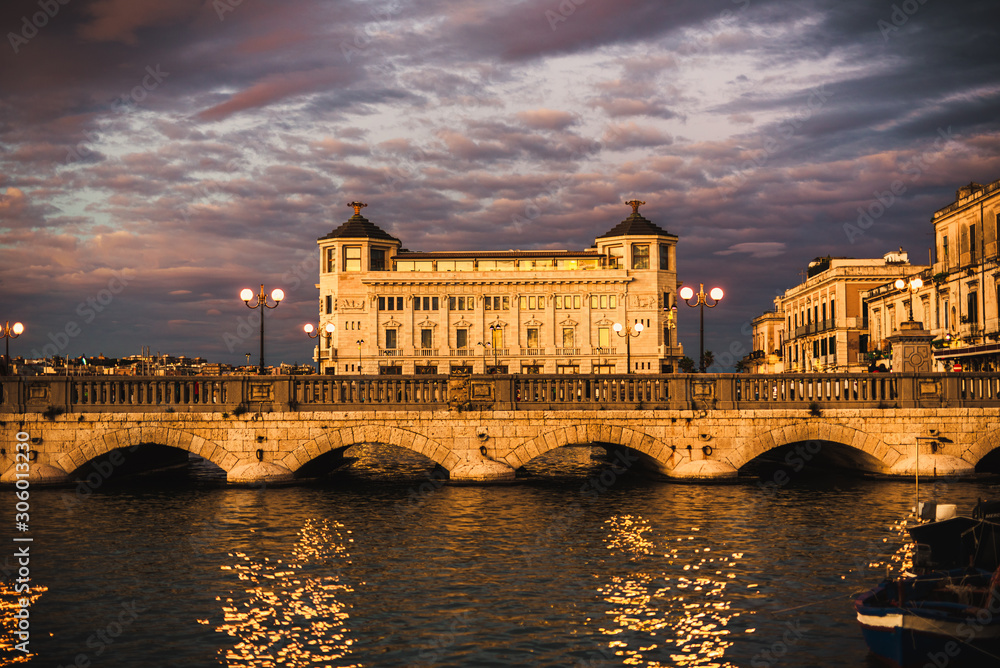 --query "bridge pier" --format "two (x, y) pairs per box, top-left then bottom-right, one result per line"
(227, 461), (295, 486)
(0, 461), (71, 486)
(449, 458), (517, 483)
(888, 453), (976, 477)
